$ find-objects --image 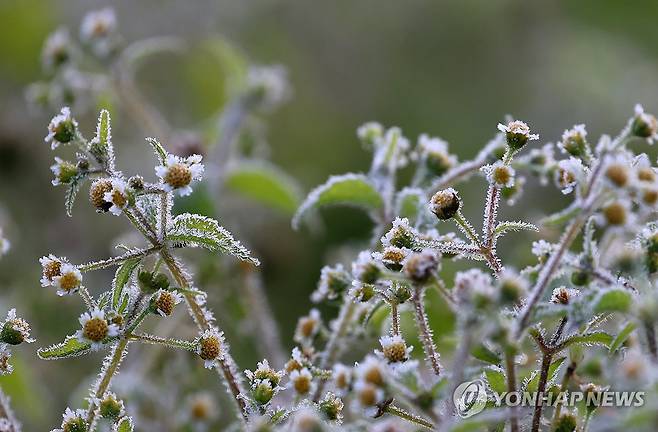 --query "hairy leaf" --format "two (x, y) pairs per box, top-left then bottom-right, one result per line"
(558, 331), (613, 350)
(225, 161), (302, 215)
(484, 367), (507, 394)
(292, 173), (384, 229)
(64, 173), (87, 217)
(112, 257), (141, 309)
(145, 137), (167, 165)
(37, 336), (91, 360)
(493, 220), (538, 238)
(168, 213), (259, 265)
(609, 322), (637, 354)
(471, 343), (501, 365)
(113, 416), (134, 432)
(594, 289), (633, 314)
